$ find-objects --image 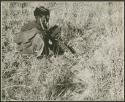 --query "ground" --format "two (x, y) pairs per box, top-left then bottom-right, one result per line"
(1, 1), (124, 101)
